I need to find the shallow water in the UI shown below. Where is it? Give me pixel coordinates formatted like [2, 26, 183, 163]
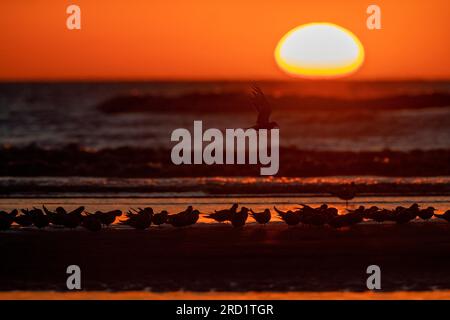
[1, 290, 449, 300]
[1, 195, 449, 225]
[3, 175, 450, 198]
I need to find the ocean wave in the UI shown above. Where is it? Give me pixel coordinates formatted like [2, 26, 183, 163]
[97, 92, 450, 114]
[1, 145, 450, 179]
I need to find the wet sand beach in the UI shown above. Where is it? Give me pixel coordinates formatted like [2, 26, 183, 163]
[2, 82, 450, 301]
[2, 290, 450, 300]
[1, 222, 450, 292]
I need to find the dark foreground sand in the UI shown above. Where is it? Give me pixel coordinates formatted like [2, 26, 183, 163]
[1, 222, 450, 292]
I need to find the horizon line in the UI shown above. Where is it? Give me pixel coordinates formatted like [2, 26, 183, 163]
[1, 78, 450, 84]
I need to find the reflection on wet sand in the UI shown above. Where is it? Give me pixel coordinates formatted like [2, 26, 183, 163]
[1, 290, 450, 300]
[1, 223, 450, 292]
[1, 195, 449, 225]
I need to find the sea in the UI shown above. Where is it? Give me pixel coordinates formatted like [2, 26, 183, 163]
[1, 81, 450, 299]
[1, 81, 450, 151]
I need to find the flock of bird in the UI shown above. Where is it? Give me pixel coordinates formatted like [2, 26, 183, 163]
[1, 203, 450, 232]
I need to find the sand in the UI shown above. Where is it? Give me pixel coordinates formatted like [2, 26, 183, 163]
[1, 222, 450, 292]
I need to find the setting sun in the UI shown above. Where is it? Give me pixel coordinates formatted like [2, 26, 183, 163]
[275, 23, 365, 78]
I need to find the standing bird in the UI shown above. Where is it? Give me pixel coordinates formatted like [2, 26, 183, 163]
[434, 210, 450, 222]
[152, 210, 169, 226]
[0, 209, 18, 230]
[330, 182, 356, 208]
[362, 206, 380, 220]
[393, 205, 418, 224]
[27, 208, 49, 229]
[344, 206, 365, 225]
[296, 204, 328, 226]
[249, 85, 279, 130]
[274, 207, 300, 226]
[92, 209, 122, 227]
[328, 215, 354, 229]
[187, 210, 200, 226]
[177, 206, 193, 216]
[166, 213, 187, 228]
[418, 206, 435, 220]
[43, 205, 66, 226]
[371, 208, 394, 223]
[205, 203, 238, 223]
[63, 206, 85, 229]
[231, 207, 249, 228]
[250, 208, 271, 225]
[120, 208, 153, 230]
[167, 208, 200, 227]
[81, 214, 102, 232]
[14, 210, 33, 227]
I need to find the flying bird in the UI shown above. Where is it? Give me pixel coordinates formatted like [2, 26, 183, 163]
[249, 85, 279, 130]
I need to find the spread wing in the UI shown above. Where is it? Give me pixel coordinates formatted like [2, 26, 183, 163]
[251, 85, 271, 125]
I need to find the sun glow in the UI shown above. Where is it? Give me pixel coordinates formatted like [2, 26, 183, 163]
[275, 23, 365, 78]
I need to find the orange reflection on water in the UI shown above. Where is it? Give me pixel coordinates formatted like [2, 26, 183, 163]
[1, 291, 450, 300]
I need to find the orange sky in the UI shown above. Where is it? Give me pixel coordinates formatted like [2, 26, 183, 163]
[0, 0, 449, 81]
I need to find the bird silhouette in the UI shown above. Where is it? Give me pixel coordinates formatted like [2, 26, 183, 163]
[370, 208, 393, 223]
[187, 209, 200, 225]
[3, 202, 449, 230]
[68, 206, 85, 216]
[328, 214, 353, 229]
[249, 85, 279, 130]
[14, 210, 33, 227]
[57, 206, 85, 229]
[166, 213, 188, 227]
[152, 210, 169, 226]
[43, 205, 66, 226]
[274, 207, 300, 226]
[434, 210, 450, 222]
[167, 207, 200, 227]
[177, 206, 193, 216]
[231, 207, 249, 227]
[392, 204, 419, 224]
[81, 214, 102, 232]
[205, 203, 238, 223]
[331, 182, 356, 207]
[0, 209, 18, 230]
[418, 206, 435, 220]
[120, 207, 153, 230]
[362, 206, 380, 220]
[344, 206, 365, 224]
[296, 204, 329, 226]
[250, 208, 271, 225]
[92, 209, 122, 227]
[26, 208, 49, 229]
[314, 204, 339, 222]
